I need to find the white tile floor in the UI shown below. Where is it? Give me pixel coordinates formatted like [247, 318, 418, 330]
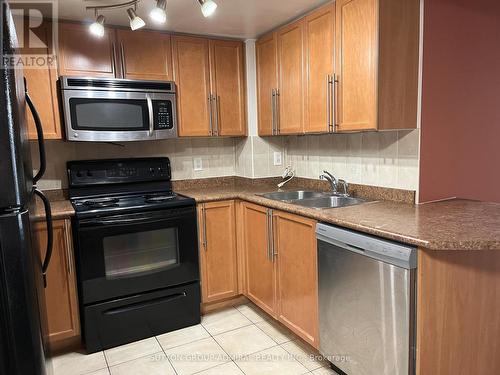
[52, 302, 339, 375]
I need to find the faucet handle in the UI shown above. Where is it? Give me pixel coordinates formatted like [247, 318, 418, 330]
[338, 179, 349, 197]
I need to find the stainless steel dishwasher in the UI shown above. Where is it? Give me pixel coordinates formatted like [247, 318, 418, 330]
[316, 223, 417, 375]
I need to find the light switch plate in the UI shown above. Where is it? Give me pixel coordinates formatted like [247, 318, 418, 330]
[273, 152, 283, 166]
[193, 158, 203, 171]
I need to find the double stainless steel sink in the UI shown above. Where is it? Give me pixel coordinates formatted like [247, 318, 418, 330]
[258, 190, 366, 209]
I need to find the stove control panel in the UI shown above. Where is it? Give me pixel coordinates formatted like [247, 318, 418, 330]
[68, 158, 171, 187]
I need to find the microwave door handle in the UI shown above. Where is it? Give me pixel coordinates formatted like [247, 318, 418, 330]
[146, 94, 154, 137]
[25, 79, 46, 184]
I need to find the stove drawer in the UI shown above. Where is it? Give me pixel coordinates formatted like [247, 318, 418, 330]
[83, 282, 201, 353]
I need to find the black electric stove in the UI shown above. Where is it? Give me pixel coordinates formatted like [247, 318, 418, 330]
[68, 158, 200, 353]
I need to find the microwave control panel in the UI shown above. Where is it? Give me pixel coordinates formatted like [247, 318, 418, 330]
[153, 100, 174, 130]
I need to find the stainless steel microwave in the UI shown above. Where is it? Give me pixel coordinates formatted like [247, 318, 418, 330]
[59, 77, 178, 142]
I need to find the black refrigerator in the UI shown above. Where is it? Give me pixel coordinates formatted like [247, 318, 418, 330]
[0, 3, 54, 375]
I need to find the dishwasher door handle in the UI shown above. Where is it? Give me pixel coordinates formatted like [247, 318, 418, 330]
[317, 234, 366, 256]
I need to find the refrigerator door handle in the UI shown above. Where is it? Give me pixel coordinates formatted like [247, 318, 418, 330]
[24, 78, 46, 184]
[34, 189, 53, 288]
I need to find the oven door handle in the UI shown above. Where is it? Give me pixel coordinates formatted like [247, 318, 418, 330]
[84, 216, 168, 226]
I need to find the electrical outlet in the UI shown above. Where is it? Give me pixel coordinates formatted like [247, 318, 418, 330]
[193, 158, 203, 171]
[273, 152, 283, 166]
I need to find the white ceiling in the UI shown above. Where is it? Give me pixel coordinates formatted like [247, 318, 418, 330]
[56, 0, 329, 39]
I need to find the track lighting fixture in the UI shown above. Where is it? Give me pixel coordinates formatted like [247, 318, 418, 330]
[127, 7, 146, 30]
[89, 14, 105, 38]
[198, 0, 217, 18]
[86, 0, 220, 37]
[150, 0, 167, 24]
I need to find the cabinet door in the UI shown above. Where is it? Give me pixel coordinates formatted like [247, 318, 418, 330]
[33, 220, 80, 344]
[305, 3, 335, 134]
[256, 32, 278, 136]
[58, 22, 117, 77]
[274, 211, 319, 348]
[198, 201, 238, 303]
[116, 29, 173, 81]
[24, 22, 62, 140]
[277, 19, 306, 134]
[172, 36, 212, 136]
[335, 0, 378, 131]
[209, 40, 247, 136]
[242, 203, 276, 317]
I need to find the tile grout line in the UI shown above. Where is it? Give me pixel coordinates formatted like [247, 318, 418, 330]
[101, 350, 111, 374]
[204, 306, 296, 374]
[154, 335, 179, 375]
[198, 312, 250, 374]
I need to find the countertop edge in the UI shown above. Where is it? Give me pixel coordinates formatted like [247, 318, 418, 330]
[179, 191, 500, 252]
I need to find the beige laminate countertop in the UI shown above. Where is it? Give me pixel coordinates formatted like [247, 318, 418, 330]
[177, 186, 500, 251]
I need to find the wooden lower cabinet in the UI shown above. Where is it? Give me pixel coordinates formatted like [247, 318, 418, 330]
[32, 219, 80, 347]
[274, 211, 319, 348]
[241, 202, 277, 317]
[241, 202, 319, 347]
[416, 249, 500, 375]
[198, 201, 238, 303]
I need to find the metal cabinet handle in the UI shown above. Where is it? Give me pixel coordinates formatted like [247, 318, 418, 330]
[327, 75, 335, 132]
[326, 75, 331, 132]
[213, 95, 220, 136]
[266, 210, 271, 260]
[120, 42, 126, 78]
[269, 209, 277, 261]
[111, 42, 117, 77]
[333, 74, 338, 128]
[208, 95, 213, 136]
[202, 205, 208, 251]
[275, 89, 280, 134]
[64, 221, 73, 275]
[271, 89, 276, 135]
[146, 94, 154, 136]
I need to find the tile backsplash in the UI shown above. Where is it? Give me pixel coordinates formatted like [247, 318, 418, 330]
[31, 138, 237, 190]
[242, 130, 420, 190]
[33, 130, 419, 192]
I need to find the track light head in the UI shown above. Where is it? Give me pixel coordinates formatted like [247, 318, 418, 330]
[150, 0, 167, 24]
[198, 0, 217, 18]
[89, 14, 105, 37]
[127, 7, 146, 30]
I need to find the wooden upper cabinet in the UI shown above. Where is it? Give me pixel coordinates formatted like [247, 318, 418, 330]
[256, 32, 278, 136]
[172, 36, 212, 136]
[33, 220, 80, 345]
[335, 0, 378, 131]
[277, 19, 306, 134]
[198, 201, 238, 303]
[58, 22, 117, 77]
[274, 212, 319, 348]
[23, 21, 62, 140]
[305, 3, 335, 134]
[242, 202, 277, 317]
[209, 40, 246, 136]
[335, 0, 419, 131]
[116, 29, 173, 81]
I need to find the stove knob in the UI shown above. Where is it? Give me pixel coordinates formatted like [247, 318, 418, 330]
[86, 171, 93, 177]
[149, 167, 155, 174]
[76, 171, 83, 178]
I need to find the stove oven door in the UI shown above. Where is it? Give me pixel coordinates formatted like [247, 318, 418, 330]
[73, 206, 199, 305]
